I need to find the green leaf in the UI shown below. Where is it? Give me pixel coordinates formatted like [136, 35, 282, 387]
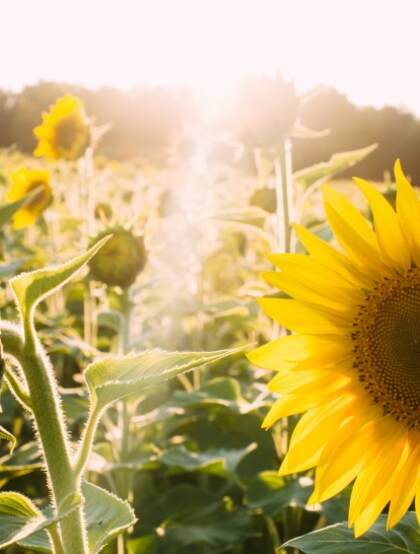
[171, 377, 267, 414]
[158, 443, 257, 478]
[294, 144, 378, 189]
[246, 471, 312, 517]
[19, 482, 136, 553]
[0, 491, 44, 548]
[0, 425, 16, 453]
[142, 484, 253, 548]
[284, 512, 420, 553]
[10, 236, 110, 323]
[0, 195, 33, 229]
[0, 490, 80, 550]
[83, 482, 136, 553]
[84, 347, 246, 411]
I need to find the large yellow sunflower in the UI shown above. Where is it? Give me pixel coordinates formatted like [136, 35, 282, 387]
[7, 167, 52, 229]
[33, 95, 91, 161]
[248, 160, 420, 537]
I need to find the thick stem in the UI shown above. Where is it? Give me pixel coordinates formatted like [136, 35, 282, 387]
[18, 322, 88, 554]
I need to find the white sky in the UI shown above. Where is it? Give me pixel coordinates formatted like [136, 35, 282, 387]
[2, 0, 420, 112]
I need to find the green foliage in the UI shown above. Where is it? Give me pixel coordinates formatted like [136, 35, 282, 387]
[294, 143, 378, 188]
[11, 236, 110, 323]
[18, 482, 136, 553]
[0, 490, 80, 549]
[284, 512, 420, 553]
[84, 348, 246, 411]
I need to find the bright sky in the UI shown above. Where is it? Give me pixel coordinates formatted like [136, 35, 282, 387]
[2, 0, 420, 112]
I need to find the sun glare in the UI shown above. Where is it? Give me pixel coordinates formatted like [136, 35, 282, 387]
[3, 0, 420, 113]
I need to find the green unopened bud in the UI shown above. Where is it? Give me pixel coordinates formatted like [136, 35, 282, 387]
[89, 228, 147, 288]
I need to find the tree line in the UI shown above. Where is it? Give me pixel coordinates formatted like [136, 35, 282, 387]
[0, 81, 419, 181]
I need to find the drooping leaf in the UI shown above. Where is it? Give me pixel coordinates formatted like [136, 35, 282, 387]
[84, 347, 246, 411]
[19, 482, 136, 553]
[284, 512, 420, 553]
[294, 144, 378, 189]
[10, 236, 110, 322]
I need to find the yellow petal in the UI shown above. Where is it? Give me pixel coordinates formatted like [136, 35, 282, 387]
[262, 270, 359, 313]
[322, 185, 386, 276]
[313, 415, 377, 503]
[395, 159, 420, 266]
[354, 177, 410, 272]
[247, 334, 352, 372]
[258, 298, 345, 334]
[387, 438, 420, 529]
[279, 396, 353, 474]
[292, 224, 367, 287]
[268, 369, 350, 395]
[269, 252, 361, 292]
[349, 421, 406, 527]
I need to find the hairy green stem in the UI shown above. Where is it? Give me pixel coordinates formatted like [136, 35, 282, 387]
[47, 522, 66, 554]
[2, 322, 88, 553]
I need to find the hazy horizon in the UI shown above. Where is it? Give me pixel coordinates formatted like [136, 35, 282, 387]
[3, 0, 420, 114]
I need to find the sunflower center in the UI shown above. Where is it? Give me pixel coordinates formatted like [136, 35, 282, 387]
[352, 269, 420, 429]
[54, 116, 82, 150]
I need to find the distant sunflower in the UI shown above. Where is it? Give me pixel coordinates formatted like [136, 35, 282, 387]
[7, 168, 52, 228]
[33, 95, 90, 161]
[248, 160, 420, 537]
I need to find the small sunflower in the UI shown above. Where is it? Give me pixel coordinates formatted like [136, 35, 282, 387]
[33, 95, 91, 161]
[248, 160, 420, 536]
[7, 168, 52, 229]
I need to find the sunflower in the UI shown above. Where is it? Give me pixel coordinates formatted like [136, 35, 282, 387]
[88, 228, 147, 288]
[248, 160, 420, 537]
[7, 167, 52, 229]
[33, 95, 91, 161]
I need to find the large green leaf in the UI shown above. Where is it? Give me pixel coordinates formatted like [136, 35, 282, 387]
[84, 347, 245, 411]
[134, 484, 253, 549]
[294, 144, 378, 189]
[10, 236, 110, 322]
[0, 490, 80, 550]
[0, 491, 46, 548]
[19, 482, 136, 553]
[284, 512, 420, 553]
[158, 443, 256, 479]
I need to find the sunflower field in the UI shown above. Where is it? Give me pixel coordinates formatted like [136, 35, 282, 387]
[0, 78, 419, 554]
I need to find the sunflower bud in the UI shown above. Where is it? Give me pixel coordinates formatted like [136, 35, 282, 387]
[89, 228, 147, 288]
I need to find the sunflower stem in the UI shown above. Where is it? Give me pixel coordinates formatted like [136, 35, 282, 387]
[117, 287, 134, 554]
[17, 319, 88, 553]
[274, 139, 293, 254]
